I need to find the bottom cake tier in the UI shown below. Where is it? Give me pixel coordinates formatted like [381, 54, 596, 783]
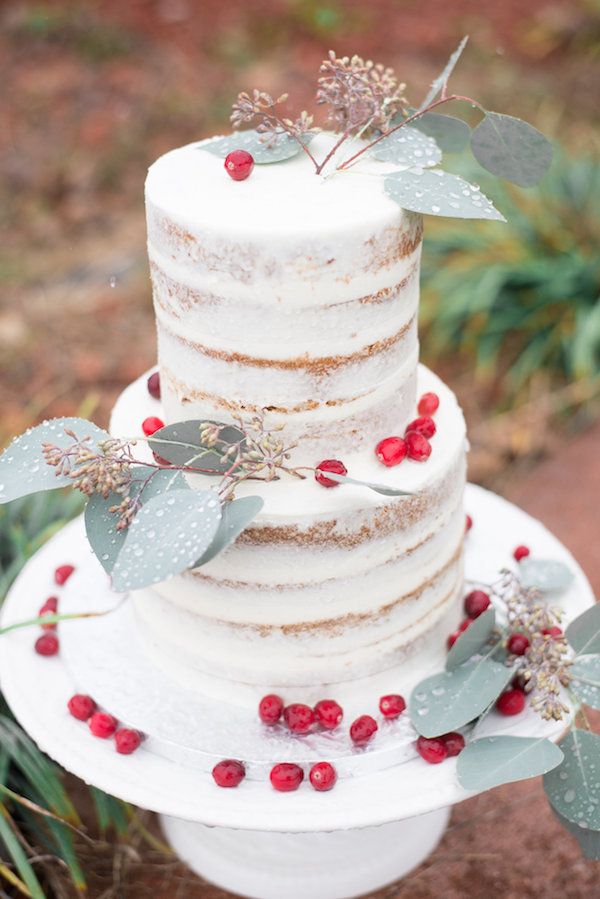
[110, 365, 467, 707]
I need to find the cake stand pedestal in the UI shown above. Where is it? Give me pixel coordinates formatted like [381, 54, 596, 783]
[0, 485, 594, 899]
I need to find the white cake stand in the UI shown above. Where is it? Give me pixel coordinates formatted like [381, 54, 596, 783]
[0, 485, 594, 899]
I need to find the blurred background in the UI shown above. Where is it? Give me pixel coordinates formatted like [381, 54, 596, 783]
[1, 1, 600, 897]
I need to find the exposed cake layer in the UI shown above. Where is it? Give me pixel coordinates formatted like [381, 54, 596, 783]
[145, 134, 423, 463]
[110, 366, 467, 707]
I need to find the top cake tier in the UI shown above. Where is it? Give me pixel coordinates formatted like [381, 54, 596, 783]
[145, 133, 423, 465]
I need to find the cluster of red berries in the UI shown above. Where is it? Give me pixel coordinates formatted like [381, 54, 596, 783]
[375, 392, 439, 469]
[446, 588, 491, 650]
[34, 565, 75, 657]
[416, 731, 465, 764]
[67, 693, 142, 755]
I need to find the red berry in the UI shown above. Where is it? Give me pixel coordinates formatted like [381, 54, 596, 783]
[54, 565, 74, 586]
[115, 728, 142, 755]
[270, 763, 304, 792]
[464, 590, 491, 619]
[441, 732, 465, 757]
[34, 633, 59, 656]
[458, 618, 471, 632]
[416, 735, 447, 764]
[309, 762, 337, 792]
[283, 703, 315, 734]
[507, 633, 530, 656]
[89, 712, 118, 738]
[379, 694, 406, 719]
[147, 370, 161, 399]
[142, 416, 164, 437]
[39, 596, 58, 629]
[418, 392, 440, 416]
[314, 699, 343, 730]
[465, 514, 473, 532]
[224, 149, 254, 181]
[405, 431, 431, 462]
[350, 715, 378, 746]
[258, 694, 284, 725]
[496, 688, 526, 716]
[447, 630, 461, 649]
[542, 626, 563, 639]
[375, 436, 407, 467]
[67, 694, 96, 721]
[212, 759, 245, 787]
[315, 459, 347, 488]
[513, 545, 530, 562]
[405, 416, 436, 439]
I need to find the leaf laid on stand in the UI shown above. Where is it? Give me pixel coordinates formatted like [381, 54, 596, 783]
[194, 495, 264, 567]
[371, 126, 441, 168]
[552, 808, 600, 861]
[518, 558, 574, 594]
[111, 489, 222, 591]
[457, 736, 563, 791]
[412, 112, 471, 152]
[0, 418, 109, 504]
[321, 471, 412, 497]
[544, 729, 600, 830]
[384, 170, 505, 221]
[471, 112, 553, 187]
[148, 420, 245, 472]
[418, 36, 469, 110]
[568, 655, 600, 709]
[566, 604, 600, 656]
[203, 130, 315, 164]
[446, 608, 496, 670]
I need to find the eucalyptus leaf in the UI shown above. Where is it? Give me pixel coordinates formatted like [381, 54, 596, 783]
[193, 495, 264, 567]
[446, 608, 496, 670]
[384, 170, 505, 221]
[566, 604, 600, 656]
[418, 36, 469, 111]
[519, 558, 574, 594]
[412, 112, 471, 152]
[371, 125, 441, 168]
[471, 112, 553, 188]
[148, 420, 245, 472]
[84, 466, 189, 574]
[569, 655, 600, 710]
[0, 418, 110, 504]
[322, 471, 412, 497]
[203, 130, 315, 164]
[457, 736, 563, 791]
[409, 655, 513, 738]
[111, 489, 222, 591]
[552, 808, 600, 861]
[544, 729, 600, 830]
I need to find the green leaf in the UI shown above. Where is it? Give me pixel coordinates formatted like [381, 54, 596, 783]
[552, 807, 600, 860]
[0, 807, 45, 899]
[84, 465, 188, 574]
[566, 604, 600, 656]
[90, 787, 130, 835]
[0, 418, 110, 504]
[544, 729, 600, 830]
[457, 736, 563, 791]
[203, 130, 315, 164]
[111, 489, 222, 591]
[569, 655, 600, 709]
[471, 112, 553, 188]
[371, 126, 441, 168]
[148, 420, 245, 472]
[518, 558, 574, 593]
[413, 112, 471, 152]
[409, 655, 513, 738]
[384, 170, 505, 221]
[446, 608, 496, 670]
[194, 495, 263, 567]
[320, 471, 413, 497]
[419, 36, 469, 110]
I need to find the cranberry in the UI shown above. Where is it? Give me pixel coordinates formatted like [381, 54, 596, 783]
[416, 736, 447, 764]
[224, 149, 254, 181]
[309, 762, 337, 792]
[417, 392, 440, 416]
[283, 703, 315, 734]
[115, 729, 142, 755]
[350, 715, 378, 746]
[405, 416, 436, 439]
[270, 763, 304, 792]
[379, 694, 406, 719]
[34, 633, 59, 656]
[212, 759, 245, 788]
[315, 459, 347, 488]
[464, 590, 491, 619]
[39, 596, 58, 629]
[507, 633, 530, 656]
[458, 618, 471, 632]
[54, 565, 74, 586]
[496, 688, 526, 716]
[447, 630, 461, 649]
[147, 371, 161, 399]
[258, 694, 284, 726]
[441, 732, 465, 757]
[375, 436, 407, 467]
[465, 514, 473, 532]
[142, 416, 164, 437]
[67, 694, 96, 721]
[314, 699, 343, 730]
[405, 431, 431, 462]
[542, 626, 563, 639]
[513, 545, 530, 562]
[89, 712, 118, 738]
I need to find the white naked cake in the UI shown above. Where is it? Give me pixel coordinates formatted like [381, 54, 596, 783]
[110, 132, 468, 705]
